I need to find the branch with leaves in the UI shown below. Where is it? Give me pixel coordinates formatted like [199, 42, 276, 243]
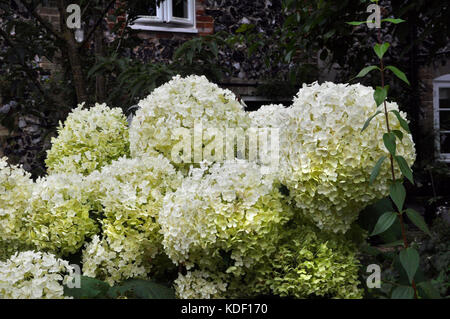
[348, 0, 437, 300]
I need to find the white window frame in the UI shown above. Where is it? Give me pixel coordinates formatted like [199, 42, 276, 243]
[433, 74, 450, 162]
[130, 0, 197, 33]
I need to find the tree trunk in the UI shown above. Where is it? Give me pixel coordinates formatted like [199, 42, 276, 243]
[57, 0, 88, 104]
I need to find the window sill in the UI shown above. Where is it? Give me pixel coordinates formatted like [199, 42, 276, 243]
[129, 23, 198, 34]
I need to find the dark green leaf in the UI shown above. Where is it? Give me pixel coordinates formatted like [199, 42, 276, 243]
[390, 181, 406, 212]
[107, 279, 175, 299]
[362, 111, 382, 132]
[395, 155, 414, 184]
[417, 281, 441, 299]
[386, 66, 410, 85]
[371, 211, 397, 236]
[392, 286, 414, 299]
[405, 208, 431, 236]
[353, 65, 380, 79]
[374, 86, 388, 107]
[370, 155, 387, 184]
[399, 247, 420, 284]
[374, 42, 390, 59]
[390, 110, 411, 133]
[383, 132, 396, 156]
[392, 130, 403, 141]
[64, 276, 110, 299]
[380, 239, 404, 248]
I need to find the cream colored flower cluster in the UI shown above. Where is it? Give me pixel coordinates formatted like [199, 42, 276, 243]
[0, 158, 33, 242]
[0, 251, 74, 299]
[0, 158, 34, 260]
[174, 270, 227, 299]
[46, 103, 130, 176]
[159, 160, 291, 274]
[251, 82, 416, 233]
[129, 75, 250, 172]
[82, 156, 182, 285]
[26, 173, 98, 256]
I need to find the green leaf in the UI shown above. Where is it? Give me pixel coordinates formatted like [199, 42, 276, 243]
[374, 86, 388, 107]
[370, 155, 387, 184]
[392, 129, 404, 141]
[374, 42, 390, 59]
[417, 281, 441, 299]
[386, 66, 410, 85]
[392, 286, 415, 299]
[382, 18, 406, 24]
[346, 21, 367, 26]
[380, 239, 404, 248]
[395, 155, 414, 184]
[383, 132, 396, 156]
[371, 211, 397, 236]
[362, 111, 382, 132]
[399, 247, 420, 284]
[390, 181, 406, 212]
[64, 276, 110, 299]
[285, 50, 294, 63]
[353, 65, 380, 79]
[235, 23, 254, 33]
[405, 208, 431, 236]
[390, 110, 411, 133]
[107, 279, 175, 299]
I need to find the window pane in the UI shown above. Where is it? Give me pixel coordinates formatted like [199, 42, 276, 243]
[439, 88, 450, 108]
[441, 133, 450, 154]
[440, 110, 450, 131]
[173, 0, 188, 19]
[147, 1, 157, 16]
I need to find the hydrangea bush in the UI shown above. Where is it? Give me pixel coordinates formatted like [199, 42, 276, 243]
[45, 103, 130, 176]
[0, 251, 75, 299]
[0, 76, 417, 299]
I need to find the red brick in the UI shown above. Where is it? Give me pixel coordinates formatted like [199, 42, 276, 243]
[197, 16, 214, 23]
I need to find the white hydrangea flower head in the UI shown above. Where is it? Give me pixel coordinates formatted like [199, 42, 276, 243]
[248, 104, 290, 129]
[159, 160, 291, 273]
[46, 103, 130, 176]
[174, 270, 227, 299]
[0, 157, 33, 242]
[82, 155, 182, 284]
[26, 173, 98, 255]
[81, 235, 148, 286]
[129, 75, 250, 172]
[256, 82, 416, 233]
[0, 251, 75, 299]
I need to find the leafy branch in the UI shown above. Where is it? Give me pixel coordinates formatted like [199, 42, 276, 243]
[349, 0, 437, 299]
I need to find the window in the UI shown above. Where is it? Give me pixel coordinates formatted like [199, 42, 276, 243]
[130, 0, 197, 33]
[433, 74, 450, 162]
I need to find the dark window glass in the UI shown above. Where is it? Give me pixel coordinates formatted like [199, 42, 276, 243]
[147, 1, 157, 16]
[440, 110, 450, 131]
[441, 133, 450, 153]
[173, 0, 188, 19]
[439, 88, 450, 108]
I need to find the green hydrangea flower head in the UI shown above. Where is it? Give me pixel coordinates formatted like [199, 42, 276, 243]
[46, 103, 130, 176]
